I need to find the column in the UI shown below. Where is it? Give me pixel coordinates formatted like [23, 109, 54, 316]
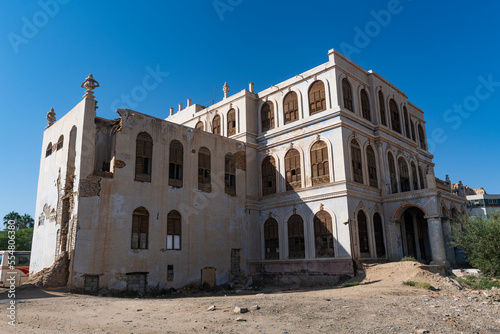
[441, 218, 457, 267]
[426, 216, 449, 267]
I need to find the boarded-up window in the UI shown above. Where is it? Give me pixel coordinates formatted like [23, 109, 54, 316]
[227, 109, 236, 136]
[131, 207, 149, 249]
[351, 140, 363, 184]
[366, 145, 378, 188]
[373, 213, 386, 258]
[261, 102, 275, 131]
[411, 162, 418, 190]
[135, 132, 153, 182]
[311, 141, 330, 186]
[314, 211, 334, 258]
[410, 120, 416, 141]
[212, 115, 221, 135]
[126, 273, 147, 293]
[342, 78, 353, 112]
[288, 214, 305, 259]
[225, 153, 236, 196]
[262, 156, 277, 196]
[167, 265, 174, 281]
[283, 91, 299, 124]
[357, 211, 369, 255]
[198, 147, 211, 192]
[84, 275, 99, 295]
[419, 166, 425, 189]
[398, 157, 410, 192]
[168, 140, 183, 188]
[418, 124, 426, 150]
[264, 218, 279, 260]
[388, 152, 398, 194]
[378, 90, 387, 126]
[56, 135, 64, 151]
[361, 89, 371, 121]
[46, 142, 53, 157]
[309, 80, 326, 115]
[403, 107, 410, 138]
[167, 210, 181, 250]
[389, 99, 401, 134]
[195, 121, 204, 131]
[285, 149, 301, 191]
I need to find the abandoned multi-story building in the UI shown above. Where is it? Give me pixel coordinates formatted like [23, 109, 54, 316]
[31, 49, 467, 293]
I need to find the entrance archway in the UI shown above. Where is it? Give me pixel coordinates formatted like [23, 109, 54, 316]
[398, 207, 432, 263]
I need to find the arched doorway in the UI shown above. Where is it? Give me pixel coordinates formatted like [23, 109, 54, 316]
[399, 207, 432, 263]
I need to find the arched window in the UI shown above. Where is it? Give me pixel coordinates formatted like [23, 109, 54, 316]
[342, 78, 353, 112]
[135, 132, 153, 182]
[198, 147, 211, 192]
[378, 90, 387, 126]
[261, 102, 275, 131]
[212, 115, 221, 135]
[373, 213, 386, 258]
[419, 166, 425, 189]
[309, 80, 326, 115]
[283, 91, 299, 124]
[262, 156, 277, 195]
[56, 135, 64, 151]
[411, 162, 418, 190]
[314, 211, 334, 258]
[311, 141, 330, 185]
[366, 145, 378, 188]
[357, 211, 369, 256]
[389, 99, 401, 134]
[403, 107, 410, 138]
[351, 140, 363, 184]
[167, 210, 181, 250]
[418, 124, 426, 149]
[360, 89, 371, 121]
[227, 109, 236, 136]
[46, 142, 53, 157]
[287, 214, 305, 259]
[410, 120, 416, 141]
[388, 152, 398, 194]
[398, 157, 410, 192]
[225, 153, 236, 195]
[195, 121, 204, 131]
[285, 149, 301, 191]
[168, 140, 183, 188]
[264, 218, 279, 260]
[132, 207, 149, 249]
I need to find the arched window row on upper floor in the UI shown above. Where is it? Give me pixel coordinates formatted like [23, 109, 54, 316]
[418, 124, 427, 150]
[45, 135, 65, 158]
[195, 121, 204, 131]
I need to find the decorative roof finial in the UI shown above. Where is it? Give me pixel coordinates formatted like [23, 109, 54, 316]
[223, 82, 229, 99]
[81, 73, 100, 99]
[46, 107, 56, 129]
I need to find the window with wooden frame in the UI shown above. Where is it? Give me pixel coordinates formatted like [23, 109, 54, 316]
[373, 213, 386, 258]
[378, 90, 387, 126]
[262, 156, 277, 196]
[342, 78, 353, 112]
[357, 211, 369, 255]
[388, 152, 398, 194]
[46, 142, 53, 157]
[261, 102, 275, 132]
[366, 145, 378, 188]
[212, 115, 221, 135]
[419, 166, 425, 189]
[195, 121, 204, 131]
[287, 214, 305, 259]
[198, 147, 211, 192]
[285, 149, 301, 191]
[264, 218, 279, 260]
[398, 157, 410, 192]
[351, 140, 363, 184]
[167, 210, 181, 250]
[283, 91, 299, 124]
[309, 80, 326, 115]
[168, 140, 183, 188]
[410, 120, 416, 141]
[227, 109, 236, 136]
[310, 141, 330, 186]
[56, 135, 64, 151]
[135, 132, 153, 182]
[411, 162, 418, 190]
[389, 99, 401, 134]
[225, 153, 236, 196]
[314, 210, 334, 258]
[403, 107, 410, 138]
[418, 124, 426, 150]
[360, 89, 371, 121]
[131, 207, 149, 249]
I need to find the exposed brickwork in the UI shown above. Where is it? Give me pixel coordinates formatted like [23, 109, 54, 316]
[234, 151, 246, 171]
[79, 175, 102, 197]
[114, 160, 126, 168]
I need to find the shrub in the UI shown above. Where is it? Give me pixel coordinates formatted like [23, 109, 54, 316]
[341, 282, 360, 288]
[451, 213, 500, 277]
[402, 280, 432, 290]
[454, 275, 500, 290]
[401, 256, 417, 262]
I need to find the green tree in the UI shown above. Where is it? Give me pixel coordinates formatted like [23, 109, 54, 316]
[3, 211, 21, 228]
[451, 213, 500, 277]
[18, 214, 34, 229]
[0, 228, 33, 251]
[3, 211, 34, 229]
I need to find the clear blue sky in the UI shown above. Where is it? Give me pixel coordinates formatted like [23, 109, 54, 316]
[1, 1, 499, 219]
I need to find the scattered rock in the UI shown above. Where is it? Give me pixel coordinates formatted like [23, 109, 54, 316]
[235, 317, 246, 322]
[416, 329, 430, 334]
[136, 309, 142, 312]
[207, 305, 216, 311]
[234, 306, 248, 314]
[250, 305, 260, 311]
[482, 291, 492, 298]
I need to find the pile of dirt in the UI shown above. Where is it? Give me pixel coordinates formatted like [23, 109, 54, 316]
[27, 252, 69, 288]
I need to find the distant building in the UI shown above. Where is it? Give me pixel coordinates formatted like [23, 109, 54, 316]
[31, 50, 466, 293]
[466, 193, 500, 218]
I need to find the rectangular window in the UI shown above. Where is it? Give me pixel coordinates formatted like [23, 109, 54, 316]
[167, 265, 174, 281]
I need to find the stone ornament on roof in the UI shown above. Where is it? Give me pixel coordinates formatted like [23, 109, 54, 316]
[223, 82, 229, 99]
[81, 73, 100, 99]
[46, 107, 56, 129]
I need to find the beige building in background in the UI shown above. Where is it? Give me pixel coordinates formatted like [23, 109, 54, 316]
[31, 49, 467, 293]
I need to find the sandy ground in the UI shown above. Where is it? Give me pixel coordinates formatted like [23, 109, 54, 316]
[1, 262, 500, 334]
